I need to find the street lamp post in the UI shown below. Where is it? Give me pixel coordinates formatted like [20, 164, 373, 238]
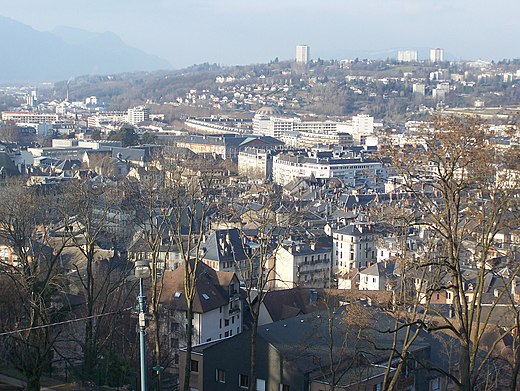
[135, 260, 151, 391]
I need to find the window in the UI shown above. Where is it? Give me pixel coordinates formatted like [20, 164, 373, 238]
[216, 369, 225, 383]
[373, 384, 382, 391]
[239, 374, 249, 388]
[256, 378, 266, 391]
[430, 377, 440, 390]
[280, 384, 290, 391]
[225, 331, 229, 337]
[170, 338, 178, 348]
[190, 359, 199, 373]
[225, 319, 230, 327]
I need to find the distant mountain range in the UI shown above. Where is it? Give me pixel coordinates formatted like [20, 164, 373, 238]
[0, 16, 171, 82]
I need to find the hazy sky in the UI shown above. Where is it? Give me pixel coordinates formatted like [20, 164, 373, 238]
[1, 0, 519, 68]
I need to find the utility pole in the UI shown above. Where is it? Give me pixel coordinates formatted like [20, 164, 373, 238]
[135, 260, 151, 391]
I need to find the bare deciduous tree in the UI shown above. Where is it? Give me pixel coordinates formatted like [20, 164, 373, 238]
[382, 115, 520, 389]
[0, 180, 69, 390]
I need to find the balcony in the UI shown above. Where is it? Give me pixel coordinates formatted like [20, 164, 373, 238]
[229, 291, 240, 302]
[229, 305, 241, 315]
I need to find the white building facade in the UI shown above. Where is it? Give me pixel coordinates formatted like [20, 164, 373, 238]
[273, 243, 332, 289]
[127, 106, 150, 125]
[272, 153, 385, 188]
[430, 48, 444, 62]
[296, 45, 310, 64]
[325, 223, 379, 274]
[238, 148, 273, 180]
[397, 50, 418, 62]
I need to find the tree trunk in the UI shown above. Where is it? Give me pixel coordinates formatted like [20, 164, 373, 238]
[458, 339, 472, 391]
[26, 373, 41, 391]
[182, 304, 193, 391]
[249, 314, 258, 391]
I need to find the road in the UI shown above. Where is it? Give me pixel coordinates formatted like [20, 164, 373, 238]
[0, 374, 55, 390]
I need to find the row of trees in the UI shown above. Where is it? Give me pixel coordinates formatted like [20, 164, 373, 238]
[0, 179, 140, 390]
[0, 152, 255, 390]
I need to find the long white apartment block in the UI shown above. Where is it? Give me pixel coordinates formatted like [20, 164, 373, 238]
[397, 50, 418, 62]
[272, 151, 385, 187]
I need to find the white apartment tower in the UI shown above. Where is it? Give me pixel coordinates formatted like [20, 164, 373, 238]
[430, 48, 444, 63]
[127, 106, 150, 125]
[397, 50, 418, 62]
[296, 45, 310, 64]
[352, 114, 374, 135]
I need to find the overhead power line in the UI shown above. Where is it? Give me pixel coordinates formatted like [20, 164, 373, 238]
[0, 307, 134, 337]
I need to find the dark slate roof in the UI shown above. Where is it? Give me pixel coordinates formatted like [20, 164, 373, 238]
[112, 145, 163, 163]
[257, 306, 429, 373]
[202, 228, 248, 264]
[340, 193, 391, 210]
[56, 159, 82, 171]
[333, 222, 395, 237]
[262, 287, 329, 322]
[112, 147, 146, 162]
[361, 261, 395, 277]
[179, 134, 284, 149]
[240, 136, 284, 147]
[334, 224, 362, 236]
[178, 134, 243, 147]
[0, 152, 19, 176]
